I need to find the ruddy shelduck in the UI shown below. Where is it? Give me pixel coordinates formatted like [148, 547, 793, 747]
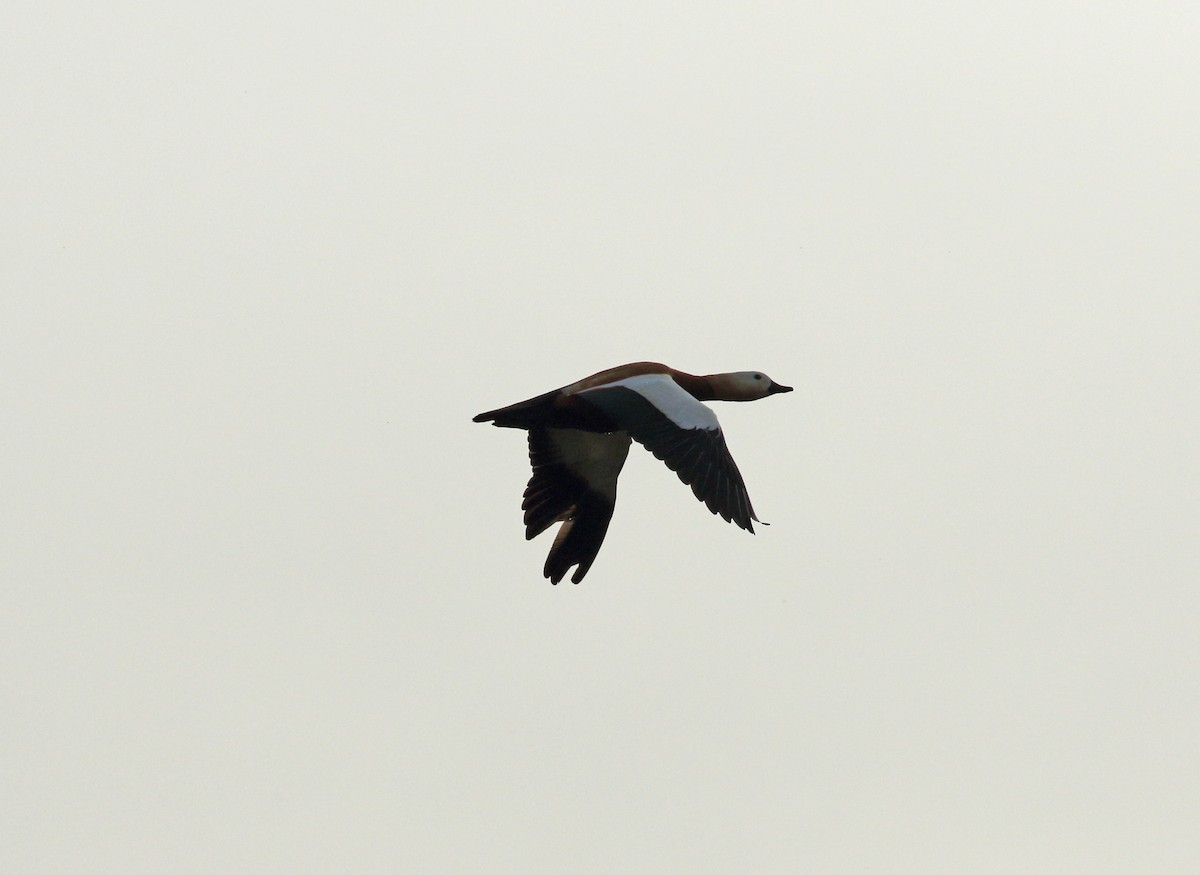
[474, 362, 793, 583]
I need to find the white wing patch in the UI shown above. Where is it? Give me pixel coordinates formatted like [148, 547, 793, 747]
[584, 373, 720, 431]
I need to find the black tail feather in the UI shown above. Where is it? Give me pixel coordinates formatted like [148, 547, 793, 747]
[472, 390, 558, 429]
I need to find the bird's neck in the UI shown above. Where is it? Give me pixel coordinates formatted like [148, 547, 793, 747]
[672, 372, 717, 401]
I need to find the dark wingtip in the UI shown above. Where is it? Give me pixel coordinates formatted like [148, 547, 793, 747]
[472, 412, 491, 423]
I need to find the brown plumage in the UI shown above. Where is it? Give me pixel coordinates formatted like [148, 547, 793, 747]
[474, 362, 793, 584]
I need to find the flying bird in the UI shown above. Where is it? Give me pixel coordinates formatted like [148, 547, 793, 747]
[473, 361, 793, 584]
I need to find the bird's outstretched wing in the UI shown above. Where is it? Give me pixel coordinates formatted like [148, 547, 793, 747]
[577, 374, 759, 532]
[522, 427, 631, 584]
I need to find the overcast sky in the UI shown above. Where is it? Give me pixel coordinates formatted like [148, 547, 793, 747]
[3, 2, 1198, 872]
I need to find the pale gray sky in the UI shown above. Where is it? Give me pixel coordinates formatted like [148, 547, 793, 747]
[3, 2, 1198, 872]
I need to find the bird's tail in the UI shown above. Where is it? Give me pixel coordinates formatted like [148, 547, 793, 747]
[472, 390, 558, 429]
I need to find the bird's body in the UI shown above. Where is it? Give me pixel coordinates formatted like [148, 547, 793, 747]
[474, 362, 792, 584]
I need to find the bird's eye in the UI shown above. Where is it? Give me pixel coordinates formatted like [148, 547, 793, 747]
[754, 374, 763, 380]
